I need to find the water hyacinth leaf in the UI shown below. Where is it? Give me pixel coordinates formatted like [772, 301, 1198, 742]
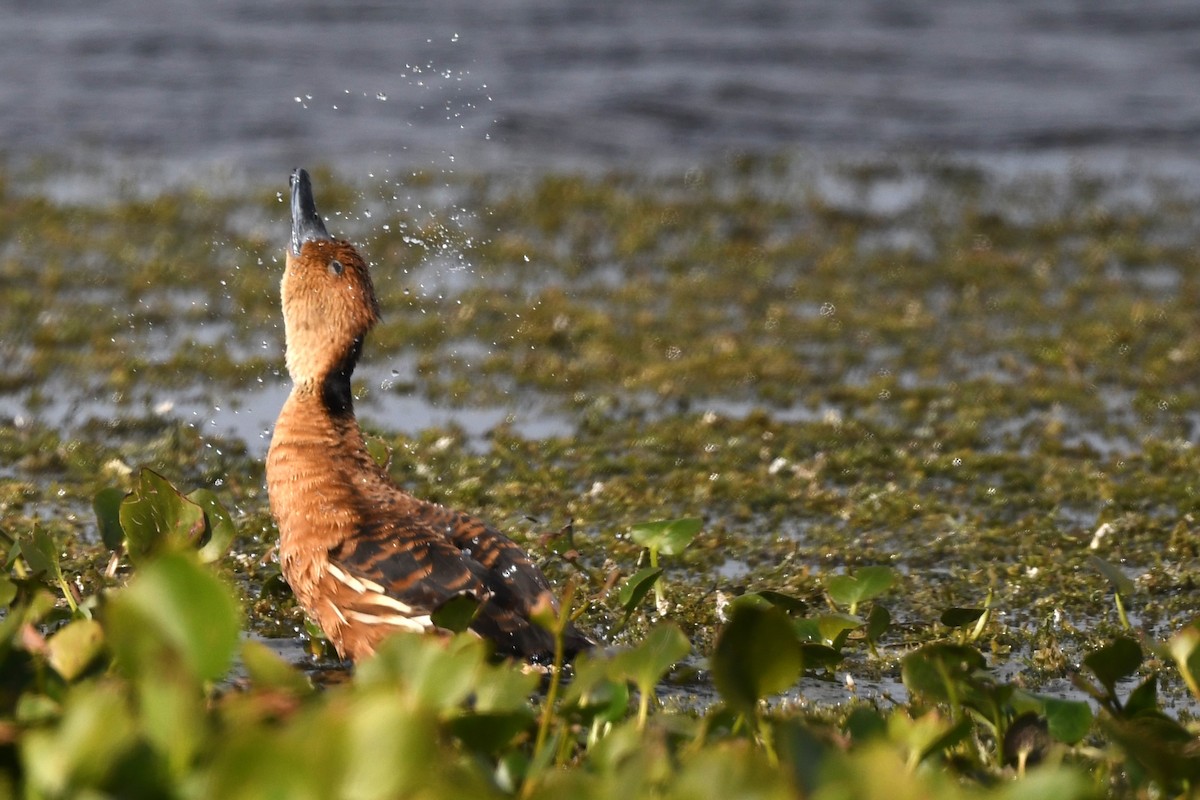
[825, 566, 896, 610]
[137, 666, 206, 778]
[16, 527, 80, 615]
[17, 526, 59, 577]
[901, 643, 987, 703]
[629, 517, 702, 557]
[754, 590, 808, 614]
[865, 603, 891, 643]
[1099, 713, 1200, 791]
[798, 643, 843, 670]
[119, 469, 208, 562]
[1166, 621, 1200, 701]
[617, 566, 663, 612]
[20, 683, 138, 797]
[816, 613, 864, 649]
[843, 706, 889, 743]
[940, 607, 986, 629]
[92, 487, 126, 551]
[0, 573, 16, 607]
[611, 622, 690, 697]
[1089, 554, 1136, 596]
[888, 710, 974, 767]
[1043, 697, 1094, 744]
[106, 552, 240, 681]
[711, 603, 803, 712]
[1125, 673, 1159, 717]
[450, 710, 536, 755]
[562, 650, 630, 723]
[356, 632, 486, 712]
[240, 640, 313, 695]
[470, 661, 541, 713]
[1083, 636, 1142, 694]
[794, 617, 822, 643]
[341, 692, 445, 800]
[187, 488, 237, 563]
[45, 619, 104, 682]
[430, 594, 481, 634]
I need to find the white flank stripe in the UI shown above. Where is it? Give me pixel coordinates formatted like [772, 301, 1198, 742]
[326, 563, 367, 594]
[344, 609, 433, 632]
[358, 592, 416, 615]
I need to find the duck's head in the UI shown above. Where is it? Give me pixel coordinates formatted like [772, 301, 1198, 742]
[282, 169, 381, 385]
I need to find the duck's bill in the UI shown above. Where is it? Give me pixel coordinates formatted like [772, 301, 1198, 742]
[290, 168, 333, 255]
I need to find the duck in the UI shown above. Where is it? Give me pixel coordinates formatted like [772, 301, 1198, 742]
[266, 168, 593, 664]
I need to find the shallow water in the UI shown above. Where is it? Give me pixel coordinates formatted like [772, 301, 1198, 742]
[5, 0, 1200, 178]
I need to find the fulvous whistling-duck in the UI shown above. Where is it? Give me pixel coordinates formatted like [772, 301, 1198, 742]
[266, 168, 593, 663]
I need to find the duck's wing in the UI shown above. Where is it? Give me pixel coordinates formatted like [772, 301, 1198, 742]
[327, 504, 583, 661]
[431, 504, 596, 660]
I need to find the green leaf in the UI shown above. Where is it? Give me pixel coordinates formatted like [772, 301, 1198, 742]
[825, 566, 896, 608]
[611, 622, 691, 697]
[20, 683, 137, 796]
[0, 573, 16, 607]
[751, 590, 808, 614]
[187, 488, 238, 563]
[240, 640, 313, 695]
[1083, 636, 1142, 694]
[92, 487, 127, 551]
[1043, 697, 1094, 744]
[798, 643, 843, 670]
[901, 643, 987, 704]
[1125, 673, 1159, 717]
[430, 594, 481, 633]
[711, 603, 803, 712]
[616, 566, 663, 612]
[45, 619, 105, 681]
[18, 526, 59, 577]
[1167, 620, 1200, 701]
[356, 633, 486, 712]
[105, 551, 241, 681]
[119, 469, 208, 562]
[629, 517, 702, 557]
[1089, 554, 1136, 596]
[940, 607, 986, 628]
[865, 603, 891, 644]
[449, 710, 535, 755]
[815, 612, 864, 648]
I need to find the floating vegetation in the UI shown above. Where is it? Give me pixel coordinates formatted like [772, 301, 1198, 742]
[2, 155, 1200, 795]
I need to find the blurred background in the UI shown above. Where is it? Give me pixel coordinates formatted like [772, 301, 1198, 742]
[6, 0, 1200, 179]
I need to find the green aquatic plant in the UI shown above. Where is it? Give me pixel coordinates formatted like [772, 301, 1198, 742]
[615, 516, 702, 628]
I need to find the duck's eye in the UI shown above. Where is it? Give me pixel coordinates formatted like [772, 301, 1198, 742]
[328, 259, 344, 276]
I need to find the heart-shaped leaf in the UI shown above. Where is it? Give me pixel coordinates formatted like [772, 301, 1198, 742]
[92, 487, 127, 551]
[617, 566, 663, 613]
[1043, 697, 1094, 744]
[612, 622, 690, 698]
[711, 603, 803, 712]
[119, 469, 208, 562]
[1083, 637, 1142, 694]
[901, 643, 987, 704]
[187, 488, 237, 563]
[629, 517, 702, 557]
[825, 566, 895, 610]
[940, 607, 986, 629]
[1089, 555, 1136, 596]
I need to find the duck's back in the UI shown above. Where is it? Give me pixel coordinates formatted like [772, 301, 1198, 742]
[268, 391, 590, 662]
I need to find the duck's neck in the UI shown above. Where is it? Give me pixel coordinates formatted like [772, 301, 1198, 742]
[267, 359, 390, 554]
